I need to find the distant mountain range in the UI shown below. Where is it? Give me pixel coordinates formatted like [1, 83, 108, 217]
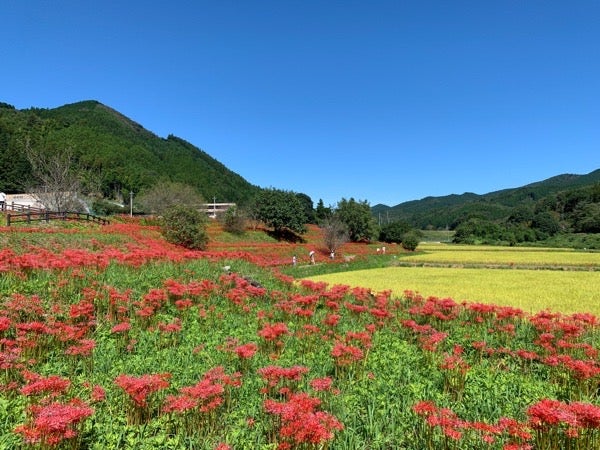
[372, 169, 600, 229]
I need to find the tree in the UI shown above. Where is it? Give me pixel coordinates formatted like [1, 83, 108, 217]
[336, 198, 378, 242]
[321, 215, 349, 255]
[532, 211, 561, 238]
[315, 199, 333, 223]
[295, 193, 316, 224]
[222, 205, 246, 234]
[252, 188, 307, 237]
[25, 145, 84, 212]
[161, 205, 208, 250]
[379, 220, 412, 243]
[136, 181, 204, 215]
[401, 230, 420, 251]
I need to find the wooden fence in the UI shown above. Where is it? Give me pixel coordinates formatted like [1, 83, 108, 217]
[3, 205, 110, 226]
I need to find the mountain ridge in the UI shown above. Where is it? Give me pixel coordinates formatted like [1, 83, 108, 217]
[372, 169, 600, 229]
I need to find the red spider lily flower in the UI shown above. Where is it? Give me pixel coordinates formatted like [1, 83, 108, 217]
[65, 339, 96, 357]
[345, 331, 372, 348]
[413, 400, 437, 417]
[527, 398, 578, 428]
[68, 300, 95, 322]
[419, 331, 448, 352]
[258, 365, 310, 387]
[235, 342, 258, 359]
[322, 314, 341, 327]
[20, 374, 71, 397]
[111, 322, 131, 333]
[264, 392, 343, 445]
[91, 385, 106, 403]
[14, 398, 93, 446]
[258, 322, 289, 341]
[174, 298, 194, 310]
[158, 318, 182, 333]
[114, 373, 171, 407]
[309, 377, 333, 392]
[330, 342, 364, 366]
[163, 278, 187, 297]
[163, 366, 237, 415]
[214, 443, 231, 450]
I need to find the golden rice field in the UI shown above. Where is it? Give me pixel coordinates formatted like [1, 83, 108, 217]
[400, 243, 600, 268]
[309, 244, 600, 316]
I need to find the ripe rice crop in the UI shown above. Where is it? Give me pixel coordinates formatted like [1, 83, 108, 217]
[402, 243, 600, 269]
[308, 266, 600, 316]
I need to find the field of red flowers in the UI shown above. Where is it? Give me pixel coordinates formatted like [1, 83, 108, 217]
[1, 218, 600, 449]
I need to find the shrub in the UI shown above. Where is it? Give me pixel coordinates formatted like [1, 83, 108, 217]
[222, 205, 246, 235]
[161, 205, 208, 249]
[401, 230, 420, 251]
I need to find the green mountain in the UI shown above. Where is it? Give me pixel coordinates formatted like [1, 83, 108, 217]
[0, 100, 259, 204]
[373, 169, 600, 230]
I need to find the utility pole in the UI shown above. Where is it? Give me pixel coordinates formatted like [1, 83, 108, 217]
[130, 191, 133, 217]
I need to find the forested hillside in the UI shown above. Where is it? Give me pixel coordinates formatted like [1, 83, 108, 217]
[0, 100, 259, 204]
[373, 170, 600, 247]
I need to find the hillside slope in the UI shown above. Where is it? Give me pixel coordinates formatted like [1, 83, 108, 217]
[373, 169, 600, 229]
[0, 100, 259, 204]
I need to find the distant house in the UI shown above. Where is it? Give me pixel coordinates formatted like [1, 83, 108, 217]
[5, 193, 46, 210]
[200, 202, 236, 218]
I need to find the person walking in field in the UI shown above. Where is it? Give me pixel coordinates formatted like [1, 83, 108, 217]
[309, 250, 316, 265]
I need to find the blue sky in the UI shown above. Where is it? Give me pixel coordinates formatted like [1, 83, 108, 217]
[2, 1, 599, 207]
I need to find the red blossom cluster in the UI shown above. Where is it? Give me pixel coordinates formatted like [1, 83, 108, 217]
[264, 392, 344, 447]
[258, 365, 310, 391]
[258, 322, 290, 342]
[163, 366, 239, 415]
[14, 398, 94, 446]
[114, 373, 171, 407]
[413, 400, 532, 447]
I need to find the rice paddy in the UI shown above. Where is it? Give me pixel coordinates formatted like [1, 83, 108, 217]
[308, 244, 600, 316]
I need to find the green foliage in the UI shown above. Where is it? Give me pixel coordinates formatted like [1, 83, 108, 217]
[373, 171, 600, 244]
[91, 198, 126, 216]
[315, 198, 333, 223]
[251, 188, 307, 237]
[0, 100, 260, 204]
[401, 230, 421, 251]
[379, 220, 412, 243]
[336, 198, 378, 242]
[222, 205, 246, 234]
[295, 192, 316, 224]
[531, 211, 561, 238]
[161, 205, 208, 249]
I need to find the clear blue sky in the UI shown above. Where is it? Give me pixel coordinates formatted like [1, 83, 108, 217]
[2, 1, 599, 207]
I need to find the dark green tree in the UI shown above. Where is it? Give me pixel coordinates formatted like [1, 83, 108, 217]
[401, 230, 421, 251]
[532, 211, 561, 238]
[315, 198, 333, 223]
[295, 193, 316, 224]
[336, 198, 378, 242]
[252, 188, 307, 237]
[571, 202, 600, 233]
[379, 220, 412, 243]
[453, 218, 502, 244]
